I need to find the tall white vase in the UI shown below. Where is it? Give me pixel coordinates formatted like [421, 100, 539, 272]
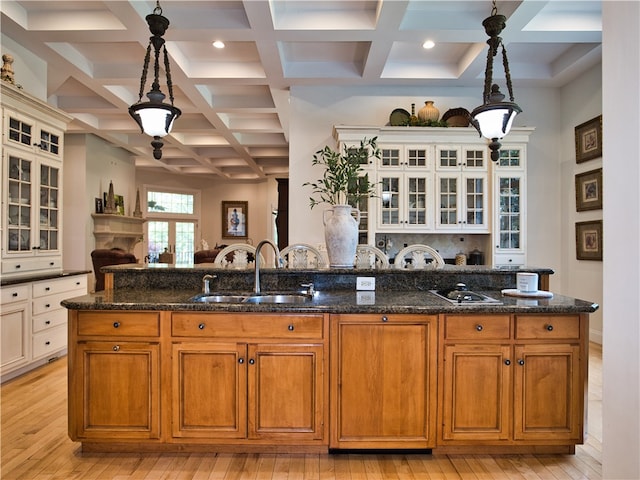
[323, 204, 360, 268]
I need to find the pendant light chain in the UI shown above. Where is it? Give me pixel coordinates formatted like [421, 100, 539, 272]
[163, 45, 176, 105]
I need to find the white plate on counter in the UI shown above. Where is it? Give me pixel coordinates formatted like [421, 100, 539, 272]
[501, 289, 554, 298]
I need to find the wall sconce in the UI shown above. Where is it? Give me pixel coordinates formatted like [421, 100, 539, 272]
[470, 1, 522, 162]
[128, 1, 181, 160]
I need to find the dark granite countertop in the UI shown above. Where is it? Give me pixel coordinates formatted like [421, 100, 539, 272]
[1, 269, 90, 287]
[61, 288, 598, 315]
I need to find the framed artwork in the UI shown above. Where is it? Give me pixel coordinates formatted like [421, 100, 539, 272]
[103, 192, 124, 215]
[94, 197, 103, 214]
[576, 220, 602, 261]
[575, 115, 602, 163]
[575, 168, 602, 211]
[222, 201, 248, 239]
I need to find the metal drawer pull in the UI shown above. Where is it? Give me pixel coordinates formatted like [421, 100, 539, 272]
[113, 345, 120, 352]
[198, 323, 205, 330]
[45, 320, 51, 325]
[45, 304, 50, 308]
[518, 359, 525, 366]
[288, 325, 294, 331]
[113, 322, 120, 328]
[45, 341, 50, 345]
[476, 324, 483, 331]
[12, 292, 18, 297]
[546, 324, 554, 331]
[504, 359, 511, 366]
[45, 287, 51, 291]
[381, 316, 388, 322]
[238, 358, 244, 364]
[249, 358, 255, 365]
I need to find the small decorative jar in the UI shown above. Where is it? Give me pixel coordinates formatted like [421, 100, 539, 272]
[418, 100, 440, 122]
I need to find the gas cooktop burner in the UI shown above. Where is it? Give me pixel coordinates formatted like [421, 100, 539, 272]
[430, 282, 502, 305]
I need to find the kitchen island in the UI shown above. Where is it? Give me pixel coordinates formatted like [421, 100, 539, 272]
[62, 264, 597, 454]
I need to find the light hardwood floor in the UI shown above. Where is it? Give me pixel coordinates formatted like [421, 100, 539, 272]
[1, 344, 602, 480]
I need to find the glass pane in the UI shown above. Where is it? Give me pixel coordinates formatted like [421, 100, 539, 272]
[147, 221, 170, 262]
[175, 222, 195, 264]
[147, 191, 194, 214]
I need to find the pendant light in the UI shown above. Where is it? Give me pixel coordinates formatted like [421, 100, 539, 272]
[470, 1, 522, 162]
[128, 1, 181, 160]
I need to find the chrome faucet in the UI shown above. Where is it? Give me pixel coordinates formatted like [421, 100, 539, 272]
[254, 240, 281, 294]
[202, 274, 217, 294]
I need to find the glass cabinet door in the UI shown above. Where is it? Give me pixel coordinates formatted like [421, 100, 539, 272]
[6, 154, 33, 253]
[379, 176, 401, 226]
[38, 162, 60, 251]
[497, 176, 521, 249]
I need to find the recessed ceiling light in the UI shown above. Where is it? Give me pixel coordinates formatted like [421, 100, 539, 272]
[422, 40, 435, 49]
[212, 40, 225, 49]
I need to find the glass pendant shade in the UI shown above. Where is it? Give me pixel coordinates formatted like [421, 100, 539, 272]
[471, 98, 521, 140]
[129, 102, 179, 138]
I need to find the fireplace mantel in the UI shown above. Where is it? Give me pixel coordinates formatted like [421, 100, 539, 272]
[91, 214, 145, 252]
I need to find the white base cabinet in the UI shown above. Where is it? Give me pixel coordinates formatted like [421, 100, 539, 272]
[1, 274, 87, 382]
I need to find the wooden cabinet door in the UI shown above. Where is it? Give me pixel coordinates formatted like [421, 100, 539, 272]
[513, 343, 582, 441]
[331, 315, 437, 449]
[71, 341, 160, 440]
[441, 344, 511, 441]
[172, 342, 247, 439]
[248, 343, 324, 441]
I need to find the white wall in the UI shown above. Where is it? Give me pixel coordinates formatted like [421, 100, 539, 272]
[0, 34, 47, 99]
[64, 134, 136, 290]
[602, 2, 640, 478]
[559, 64, 603, 344]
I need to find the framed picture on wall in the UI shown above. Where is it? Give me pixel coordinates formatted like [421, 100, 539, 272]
[222, 201, 248, 239]
[575, 168, 603, 211]
[576, 220, 603, 261]
[575, 115, 602, 163]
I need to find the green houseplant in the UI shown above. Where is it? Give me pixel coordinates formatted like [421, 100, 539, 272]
[304, 137, 381, 208]
[304, 137, 381, 267]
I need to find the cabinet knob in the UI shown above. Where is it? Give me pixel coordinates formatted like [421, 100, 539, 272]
[238, 358, 244, 364]
[381, 316, 388, 322]
[198, 323, 205, 330]
[288, 324, 294, 331]
[45, 320, 51, 325]
[504, 359, 511, 366]
[15, 265, 21, 269]
[546, 324, 554, 331]
[113, 322, 120, 328]
[249, 358, 255, 365]
[113, 345, 120, 352]
[45, 341, 51, 345]
[45, 287, 51, 291]
[518, 359, 525, 366]
[12, 292, 18, 297]
[476, 324, 483, 331]
[45, 304, 51, 308]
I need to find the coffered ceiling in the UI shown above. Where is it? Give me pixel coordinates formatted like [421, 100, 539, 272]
[1, 1, 602, 181]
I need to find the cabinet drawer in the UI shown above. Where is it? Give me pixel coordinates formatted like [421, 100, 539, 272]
[172, 313, 324, 339]
[77, 312, 161, 337]
[493, 254, 525, 266]
[1, 256, 62, 275]
[515, 315, 580, 340]
[33, 275, 87, 297]
[33, 308, 67, 333]
[32, 291, 71, 316]
[443, 315, 511, 340]
[32, 324, 67, 359]
[1, 284, 29, 304]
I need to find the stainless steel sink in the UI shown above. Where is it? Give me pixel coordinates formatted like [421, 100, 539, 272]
[189, 292, 310, 304]
[190, 294, 248, 303]
[242, 293, 309, 304]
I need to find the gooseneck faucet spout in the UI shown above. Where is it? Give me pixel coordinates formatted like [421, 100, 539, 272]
[254, 240, 281, 294]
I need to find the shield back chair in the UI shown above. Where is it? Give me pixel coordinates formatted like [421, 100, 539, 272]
[213, 243, 263, 268]
[393, 244, 445, 269]
[280, 243, 328, 269]
[354, 245, 390, 269]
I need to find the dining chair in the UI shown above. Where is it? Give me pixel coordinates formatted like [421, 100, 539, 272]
[393, 244, 445, 269]
[280, 243, 328, 269]
[213, 243, 263, 268]
[354, 245, 390, 269]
